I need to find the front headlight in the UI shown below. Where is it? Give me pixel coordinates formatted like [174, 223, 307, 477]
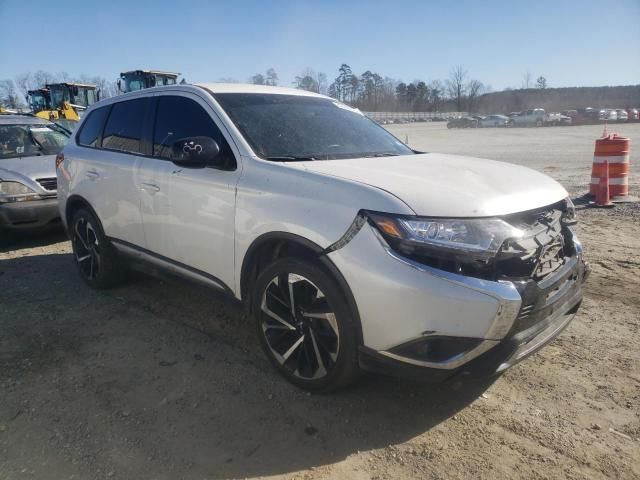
[0, 181, 39, 203]
[562, 198, 577, 225]
[366, 211, 524, 260]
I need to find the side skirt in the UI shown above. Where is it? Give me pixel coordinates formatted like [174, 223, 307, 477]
[109, 237, 236, 297]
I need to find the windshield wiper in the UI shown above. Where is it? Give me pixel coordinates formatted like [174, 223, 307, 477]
[50, 122, 72, 135]
[264, 156, 316, 162]
[363, 152, 401, 158]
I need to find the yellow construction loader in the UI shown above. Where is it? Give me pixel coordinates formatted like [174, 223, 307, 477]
[27, 83, 98, 125]
[118, 70, 180, 93]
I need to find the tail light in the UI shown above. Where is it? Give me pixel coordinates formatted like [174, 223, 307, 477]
[55, 152, 64, 169]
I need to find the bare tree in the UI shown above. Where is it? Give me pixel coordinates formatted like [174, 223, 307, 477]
[0, 80, 21, 108]
[14, 72, 32, 100]
[446, 66, 467, 111]
[217, 77, 239, 83]
[466, 79, 484, 112]
[522, 71, 532, 89]
[88, 76, 118, 99]
[32, 70, 57, 88]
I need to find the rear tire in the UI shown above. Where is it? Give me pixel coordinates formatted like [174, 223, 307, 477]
[252, 257, 360, 392]
[70, 208, 123, 289]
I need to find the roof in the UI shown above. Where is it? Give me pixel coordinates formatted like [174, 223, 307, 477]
[46, 82, 97, 89]
[83, 83, 332, 111]
[121, 70, 180, 77]
[0, 114, 51, 125]
[196, 83, 326, 98]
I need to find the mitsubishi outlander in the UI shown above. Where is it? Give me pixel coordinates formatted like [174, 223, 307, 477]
[56, 84, 588, 391]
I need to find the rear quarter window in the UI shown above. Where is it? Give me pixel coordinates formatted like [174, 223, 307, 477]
[77, 106, 110, 147]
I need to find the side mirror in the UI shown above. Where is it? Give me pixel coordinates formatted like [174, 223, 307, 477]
[170, 136, 221, 167]
[117, 79, 122, 92]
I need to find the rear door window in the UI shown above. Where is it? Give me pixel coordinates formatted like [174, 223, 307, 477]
[77, 106, 110, 147]
[102, 98, 148, 154]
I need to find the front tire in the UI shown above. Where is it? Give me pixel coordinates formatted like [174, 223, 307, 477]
[252, 258, 360, 392]
[70, 208, 123, 289]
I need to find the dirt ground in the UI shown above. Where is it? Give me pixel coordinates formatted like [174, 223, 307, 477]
[1, 124, 639, 480]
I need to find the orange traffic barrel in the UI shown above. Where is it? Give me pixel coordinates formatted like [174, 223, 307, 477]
[590, 134, 630, 199]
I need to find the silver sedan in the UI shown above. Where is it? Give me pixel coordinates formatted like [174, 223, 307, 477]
[0, 114, 70, 230]
[479, 114, 509, 127]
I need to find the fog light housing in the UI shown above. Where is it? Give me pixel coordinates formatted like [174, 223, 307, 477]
[389, 336, 484, 364]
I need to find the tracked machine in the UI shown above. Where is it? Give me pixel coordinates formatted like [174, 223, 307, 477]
[118, 70, 180, 93]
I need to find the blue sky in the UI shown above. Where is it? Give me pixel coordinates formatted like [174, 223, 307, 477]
[1, 0, 639, 90]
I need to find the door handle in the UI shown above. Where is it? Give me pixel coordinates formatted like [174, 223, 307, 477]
[86, 169, 99, 180]
[141, 182, 160, 194]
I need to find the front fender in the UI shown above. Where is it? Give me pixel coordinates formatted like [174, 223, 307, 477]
[234, 156, 414, 295]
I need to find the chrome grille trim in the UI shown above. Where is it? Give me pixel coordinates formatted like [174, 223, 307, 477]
[36, 177, 57, 191]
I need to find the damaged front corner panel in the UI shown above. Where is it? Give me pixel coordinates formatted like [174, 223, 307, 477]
[322, 213, 367, 254]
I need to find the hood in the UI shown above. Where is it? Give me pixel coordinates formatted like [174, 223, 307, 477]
[286, 153, 568, 217]
[0, 154, 57, 187]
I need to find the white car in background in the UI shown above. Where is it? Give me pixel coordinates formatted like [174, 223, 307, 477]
[56, 84, 589, 391]
[508, 108, 559, 127]
[599, 109, 617, 121]
[616, 109, 628, 122]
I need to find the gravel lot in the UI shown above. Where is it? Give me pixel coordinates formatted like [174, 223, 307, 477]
[1, 123, 639, 479]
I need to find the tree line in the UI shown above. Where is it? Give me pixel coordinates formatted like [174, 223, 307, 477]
[244, 64, 501, 112]
[1, 65, 554, 113]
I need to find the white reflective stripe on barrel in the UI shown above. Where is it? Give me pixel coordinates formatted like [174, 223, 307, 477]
[592, 155, 630, 164]
[591, 177, 628, 185]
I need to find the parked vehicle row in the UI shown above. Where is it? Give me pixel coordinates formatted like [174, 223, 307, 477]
[447, 110, 568, 129]
[561, 107, 639, 124]
[53, 83, 588, 391]
[447, 106, 640, 129]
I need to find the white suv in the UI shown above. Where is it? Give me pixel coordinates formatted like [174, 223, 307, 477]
[57, 84, 588, 391]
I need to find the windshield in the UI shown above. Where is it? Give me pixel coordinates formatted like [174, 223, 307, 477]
[50, 85, 73, 108]
[50, 86, 69, 109]
[29, 92, 50, 112]
[124, 74, 145, 92]
[214, 93, 413, 160]
[0, 123, 69, 159]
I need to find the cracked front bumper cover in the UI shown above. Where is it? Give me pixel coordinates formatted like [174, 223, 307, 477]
[359, 251, 589, 382]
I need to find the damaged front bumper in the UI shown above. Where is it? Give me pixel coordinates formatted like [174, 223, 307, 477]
[328, 223, 589, 382]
